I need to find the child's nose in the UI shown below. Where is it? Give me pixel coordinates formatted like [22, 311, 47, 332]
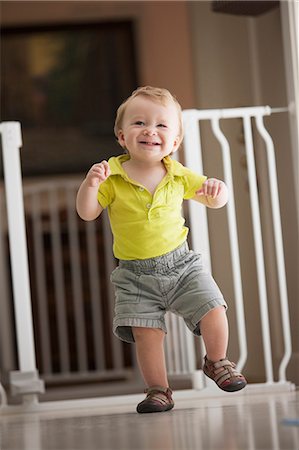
[143, 126, 157, 136]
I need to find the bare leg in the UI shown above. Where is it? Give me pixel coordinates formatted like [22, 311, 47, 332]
[200, 306, 247, 391]
[132, 327, 169, 387]
[200, 306, 228, 362]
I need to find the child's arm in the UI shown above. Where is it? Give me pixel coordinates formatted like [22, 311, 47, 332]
[192, 178, 228, 209]
[76, 161, 111, 221]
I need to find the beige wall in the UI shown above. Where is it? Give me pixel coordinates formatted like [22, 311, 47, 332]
[255, 7, 298, 385]
[1, 0, 298, 385]
[188, 2, 298, 384]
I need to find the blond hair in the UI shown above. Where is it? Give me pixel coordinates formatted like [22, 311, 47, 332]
[114, 86, 184, 146]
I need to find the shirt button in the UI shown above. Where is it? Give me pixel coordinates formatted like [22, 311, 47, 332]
[146, 203, 151, 209]
[139, 187, 144, 191]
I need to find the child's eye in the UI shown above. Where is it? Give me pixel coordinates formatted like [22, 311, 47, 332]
[158, 123, 167, 128]
[135, 121, 145, 126]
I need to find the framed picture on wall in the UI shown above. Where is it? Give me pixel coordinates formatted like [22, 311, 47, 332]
[0, 21, 137, 176]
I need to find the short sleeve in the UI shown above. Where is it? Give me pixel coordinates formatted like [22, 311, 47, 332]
[97, 177, 114, 209]
[182, 167, 207, 200]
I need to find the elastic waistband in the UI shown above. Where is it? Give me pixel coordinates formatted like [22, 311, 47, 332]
[119, 242, 189, 272]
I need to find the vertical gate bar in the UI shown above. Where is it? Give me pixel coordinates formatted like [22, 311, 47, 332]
[170, 315, 181, 373]
[0, 192, 16, 372]
[166, 314, 175, 374]
[66, 188, 88, 373]
[243, 115, 274, 382]
[0, 381, 8, 407]
[183, 111, 212, 271]
[184, 329, 197, 375]
[30, 192, 52, 374]
[164, 314, 173, 373]
[177, 317, 187, 373]
[102, 210, 124, 370]
[0, 122, 37, 372]
[48, 189, 70, 373]
[210, 118, 248, 371]
[255, 114, 292, 382]
[85, 219, 105, 370]
[179, 317, 196, 374]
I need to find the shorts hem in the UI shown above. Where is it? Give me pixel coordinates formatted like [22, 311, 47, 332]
[113, 317, 167, 343]
[189, 298, 227, 336]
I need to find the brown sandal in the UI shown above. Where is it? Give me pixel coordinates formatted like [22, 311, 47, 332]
[203, 356, 247, 392]
[136, 386, 174, 414]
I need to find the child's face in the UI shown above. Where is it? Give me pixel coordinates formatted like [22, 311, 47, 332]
[117, 96, 180, 162]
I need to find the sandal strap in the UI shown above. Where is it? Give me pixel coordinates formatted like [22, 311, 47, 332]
[206, 357, 244, 385]
[145, 386, 173, 405]
[212, 358, 235, 370]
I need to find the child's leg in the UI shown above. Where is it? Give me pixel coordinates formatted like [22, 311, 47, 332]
[199, 306, 247, 391]
[132, 327, 169, 387]
[132, 327, 174, 413]
[199, 305, 228, 361]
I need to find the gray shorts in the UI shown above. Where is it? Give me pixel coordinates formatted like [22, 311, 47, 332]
[111, 242, 227, 343]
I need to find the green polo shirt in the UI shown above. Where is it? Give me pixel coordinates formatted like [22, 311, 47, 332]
[97, 154, 206, 260]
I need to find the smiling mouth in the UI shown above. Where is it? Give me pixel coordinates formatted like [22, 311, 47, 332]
[139, 141, 161, 146]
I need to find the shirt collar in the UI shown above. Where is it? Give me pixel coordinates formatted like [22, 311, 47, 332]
[108, 154, 130, 177]
[108, 154, 185, 178]
[163, 156, 186, 176]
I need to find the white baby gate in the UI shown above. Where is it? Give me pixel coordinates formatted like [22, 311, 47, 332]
[182, 106, 293, 390]
[0, 105, 295, 411]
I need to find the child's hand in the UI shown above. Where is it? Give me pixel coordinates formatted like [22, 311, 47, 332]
[196, 178, 224, 199]
[85, 161, 111, 187]
[196, 178, 228, 208]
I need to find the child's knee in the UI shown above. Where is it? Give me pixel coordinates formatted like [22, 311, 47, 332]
[132, 327, 165, 342]
[204, 305, 226, 318]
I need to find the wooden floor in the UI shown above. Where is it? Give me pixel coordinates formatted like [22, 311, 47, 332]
[1, 390, 298, 449]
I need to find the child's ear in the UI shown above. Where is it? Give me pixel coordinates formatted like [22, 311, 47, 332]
[171, 136, 181, 154]
[118, 130, 125, 148]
